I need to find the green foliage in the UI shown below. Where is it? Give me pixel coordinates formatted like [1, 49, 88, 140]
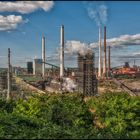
[87, 92, 140, 139]
[0, 92, 140, 139]
[0, 98, 15, 113]
[19, 75, 43, 82]
[0, 94, 95, 139]
[13, 97, 41, 119]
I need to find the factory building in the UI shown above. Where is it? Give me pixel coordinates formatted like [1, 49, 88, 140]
[27, 62, 33, 74]
[76, 50, 98, 96]
[33, 59, 42, 75]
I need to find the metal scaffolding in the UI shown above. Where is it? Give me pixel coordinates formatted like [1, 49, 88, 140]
[77, 51, 98, 96]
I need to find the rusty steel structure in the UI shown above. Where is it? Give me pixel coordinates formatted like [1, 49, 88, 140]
[77, 51, 98, 96]
[0, 74, 7, 90]
[108, 46, 111, 76]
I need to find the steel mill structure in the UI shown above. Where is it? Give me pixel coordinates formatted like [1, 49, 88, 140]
[76, 50, 98, 96]
[0, 73, 7, 90]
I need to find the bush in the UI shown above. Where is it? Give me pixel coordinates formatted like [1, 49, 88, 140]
[0, 93, 95, 139]
[87, 92, 140, 139]
[0, 92, 140, 139]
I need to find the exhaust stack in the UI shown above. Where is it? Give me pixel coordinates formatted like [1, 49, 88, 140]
[98, 26, 102, 78]
[103, 26, 107, 77]
[60, 25, 64, 78]
[42, 36, 45, 78]
[108, 46, 111, 76]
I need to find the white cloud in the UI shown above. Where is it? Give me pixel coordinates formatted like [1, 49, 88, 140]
[64, 33, 140, 61]
[89, 33, 140, 49]
[0, 1, 54, 14]
[106, 34, 140, 47]
[0, 15, 27, 31]
[0, 1, 54, 31]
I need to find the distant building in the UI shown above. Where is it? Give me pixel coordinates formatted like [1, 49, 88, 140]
[12, 66, 23, 75]
[124, 62, 130, 68]
[27, 62, 33, 74]
[33, 59, 42, 75]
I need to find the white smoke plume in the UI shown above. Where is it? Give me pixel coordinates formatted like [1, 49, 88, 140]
[0, 15, 27, 31]
[65, 40, 92, 55]
[62, 77, 77, 92]
[0, 1, 54, 14]
[85, 1, 108, 26]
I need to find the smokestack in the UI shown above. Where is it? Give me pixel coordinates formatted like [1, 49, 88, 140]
[60, 25, 64, 78]
[7, 48, 11, 100]
[108, 46, 111, 76]
[42, 36, 45, 78]
[98, 26, 102, 78]
[103, 26, 107, 77]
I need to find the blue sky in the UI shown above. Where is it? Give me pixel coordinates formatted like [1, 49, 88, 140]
[0, 1, 140, 68]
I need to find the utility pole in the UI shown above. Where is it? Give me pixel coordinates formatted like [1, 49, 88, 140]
[7, 48, 11, 100]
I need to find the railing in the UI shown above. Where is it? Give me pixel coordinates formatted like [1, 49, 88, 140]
[112, 78, 137, 96]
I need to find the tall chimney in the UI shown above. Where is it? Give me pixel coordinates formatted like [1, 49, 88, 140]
[108, 46, 111, 76]
[42, 36, 45, 78]
[7, 48, 11, 100]
[98, 26, 102, 78]
[60, 25, 64, 78]
[103, 26, 107, 77]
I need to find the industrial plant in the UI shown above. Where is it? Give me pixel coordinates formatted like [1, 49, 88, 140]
[0, 24, 140, 100]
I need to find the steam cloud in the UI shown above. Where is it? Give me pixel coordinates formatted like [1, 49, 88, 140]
[65, 40, 92, 55]
[85, 2, 108, 26]
[62, 77, 77, 92]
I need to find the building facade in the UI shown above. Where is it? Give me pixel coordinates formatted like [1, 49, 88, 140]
[33, 59, 42, 75]
[27, 62, 33, 74]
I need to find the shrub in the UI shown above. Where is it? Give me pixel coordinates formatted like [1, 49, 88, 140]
[87, 92, 140, 139]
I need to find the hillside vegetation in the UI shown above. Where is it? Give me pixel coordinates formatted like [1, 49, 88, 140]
[0, 92, 140, 139]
